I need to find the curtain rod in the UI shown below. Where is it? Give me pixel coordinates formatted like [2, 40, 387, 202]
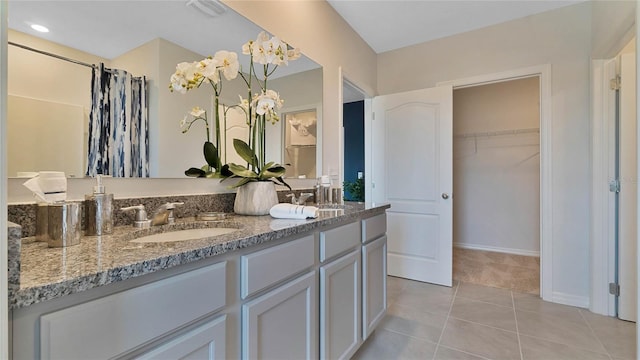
[9, 41, 96, 69]
[9, 41, 145, 80]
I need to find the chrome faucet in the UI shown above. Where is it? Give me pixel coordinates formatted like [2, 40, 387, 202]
[120, 202, 184, 228]
[120, 205, 152, 228]
[151, 202, 184, 226]
[286, 193, 314, 205]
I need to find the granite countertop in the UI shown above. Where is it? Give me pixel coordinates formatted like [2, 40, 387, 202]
[9, 202, 389, 310]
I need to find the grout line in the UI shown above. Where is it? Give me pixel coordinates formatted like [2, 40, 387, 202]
[517, 332, 613, 358]
[431, 280, 459, 360]
[446, 315, 519, 335]
[578, 309, 614, 360]
[454, 294, 515, 309]
[381, 327, 439, 346]
[512, 290, 524, 360]
[436, 344, 492, 360]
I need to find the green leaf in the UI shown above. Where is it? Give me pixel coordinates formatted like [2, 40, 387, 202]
[185, 167, 206, 177]
[260, 165, 286, 179]
[274, 176, 292, 191]
[220, 164, 233, 177]
[228, 163, 259, 178]
[203, 142, 220, 170]
[233, 139, 257, 166]
[229, 177, 253, 189]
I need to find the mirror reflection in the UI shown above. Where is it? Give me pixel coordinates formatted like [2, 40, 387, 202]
[6, 0, 322, 178]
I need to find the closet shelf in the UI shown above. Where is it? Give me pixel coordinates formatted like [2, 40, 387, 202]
[454, 128, 539, 139]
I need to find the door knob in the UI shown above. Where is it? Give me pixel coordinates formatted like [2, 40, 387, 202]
[442, 193, 449, 200]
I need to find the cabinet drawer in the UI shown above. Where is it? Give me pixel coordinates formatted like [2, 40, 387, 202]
[320, 221, 360, 262]
[241, 235, 315, 299]
[362, 213, 386, 243]
[40, 262, 226, 360]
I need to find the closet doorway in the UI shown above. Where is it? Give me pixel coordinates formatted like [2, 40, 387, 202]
[452, 77, 541, 295]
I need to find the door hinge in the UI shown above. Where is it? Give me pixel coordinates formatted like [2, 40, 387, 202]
[609, 282, 620, 296]
[372, 112, 375, 121]
[610, 75, 621, 90]
[609, 179, 621, 193]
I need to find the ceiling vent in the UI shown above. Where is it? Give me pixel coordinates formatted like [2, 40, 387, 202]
[186, 0, 227, 18]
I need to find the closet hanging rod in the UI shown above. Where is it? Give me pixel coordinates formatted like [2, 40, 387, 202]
[454, 127, 540, 139]
[8, 41, 143, 79]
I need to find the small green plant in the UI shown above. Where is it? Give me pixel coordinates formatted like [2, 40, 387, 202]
[343, 177, 364, 202]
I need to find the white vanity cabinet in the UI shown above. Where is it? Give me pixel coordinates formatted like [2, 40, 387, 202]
[37, 261, 227, 360]
[319, 222, 362, 360]
[10, 209, 389, 360]
[362, 214, 388, 339]
[240, 235, 318, 359]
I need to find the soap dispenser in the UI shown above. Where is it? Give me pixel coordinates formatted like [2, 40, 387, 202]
[84, 175, 114, 236]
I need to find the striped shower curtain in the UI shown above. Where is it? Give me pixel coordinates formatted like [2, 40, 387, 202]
[87, 63, 149, 177]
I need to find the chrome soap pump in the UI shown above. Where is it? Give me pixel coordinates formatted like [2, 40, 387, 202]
[84, 175, 114, 236]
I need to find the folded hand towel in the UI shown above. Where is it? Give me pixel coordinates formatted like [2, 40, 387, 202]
[269, 203, 319, 219]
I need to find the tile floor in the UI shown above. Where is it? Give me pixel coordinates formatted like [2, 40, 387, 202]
[353, 276, 636, 360]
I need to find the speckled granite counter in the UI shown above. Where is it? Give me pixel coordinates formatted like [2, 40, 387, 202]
[9, 202, 389, 310]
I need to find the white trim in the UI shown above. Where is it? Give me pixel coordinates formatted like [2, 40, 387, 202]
[590, 58, 618, 316]
[438, 64, 553, 302]
[0, 1, 8, 358]
[339, 68, 373, 203]
[551, 291, 590, 309]
[453, 243, 540, 257]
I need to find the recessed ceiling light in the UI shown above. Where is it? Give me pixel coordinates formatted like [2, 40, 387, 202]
[30, 24, 49, 33]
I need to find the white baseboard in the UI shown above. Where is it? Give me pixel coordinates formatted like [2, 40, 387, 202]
[551, 291, 590, 309]
[454, 242, 540, 257]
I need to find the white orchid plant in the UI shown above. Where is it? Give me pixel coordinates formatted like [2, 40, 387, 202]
[170, 31, 300, 189]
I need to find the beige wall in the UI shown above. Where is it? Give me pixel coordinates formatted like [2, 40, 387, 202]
[453, 78, 540, 254]
[378, 2, 593, 301]
[453, 77, 540, 134]
[7, 30, 108, 177]
[223, 0, 378, 178]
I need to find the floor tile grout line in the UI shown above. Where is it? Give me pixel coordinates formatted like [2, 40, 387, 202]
[455, 293, 515, 309]
[578, 308, 615, 360]
[431, 280, 460, 360]
[447, 314, 519, 334]
[435, 344, 492, 360]
[511, 290, 524, 360]
[378, 327, 439, 347]
[516, 332, 614, 357]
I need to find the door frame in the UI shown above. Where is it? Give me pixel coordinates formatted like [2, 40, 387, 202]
[590, 58, 617, 316]
[438, 64, 552, 302]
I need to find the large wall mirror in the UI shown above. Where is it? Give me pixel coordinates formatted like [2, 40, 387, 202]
[6, 0, 322, 179]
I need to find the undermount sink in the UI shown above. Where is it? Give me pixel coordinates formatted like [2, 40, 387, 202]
[129, 227, 238, 244]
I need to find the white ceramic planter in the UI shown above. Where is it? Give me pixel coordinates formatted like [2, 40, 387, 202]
[234, 181, 278, 215]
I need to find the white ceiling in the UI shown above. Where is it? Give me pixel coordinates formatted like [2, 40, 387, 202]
[8, 0, 586, 100]
[327, 0, 587, 54]
[6, 0, 319, 78]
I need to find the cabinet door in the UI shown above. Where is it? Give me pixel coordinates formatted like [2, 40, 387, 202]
[242, 271, 318, 360]
[362, 235, 387, 339]
[320, 249, 361, 360]
[136, 315, 226, 360]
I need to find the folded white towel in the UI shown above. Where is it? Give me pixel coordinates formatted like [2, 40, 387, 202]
[270, 203, 319, 219]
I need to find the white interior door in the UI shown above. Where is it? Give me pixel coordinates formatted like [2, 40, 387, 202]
[371, 86, 453, 286]
[618, 52, 636, 322]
